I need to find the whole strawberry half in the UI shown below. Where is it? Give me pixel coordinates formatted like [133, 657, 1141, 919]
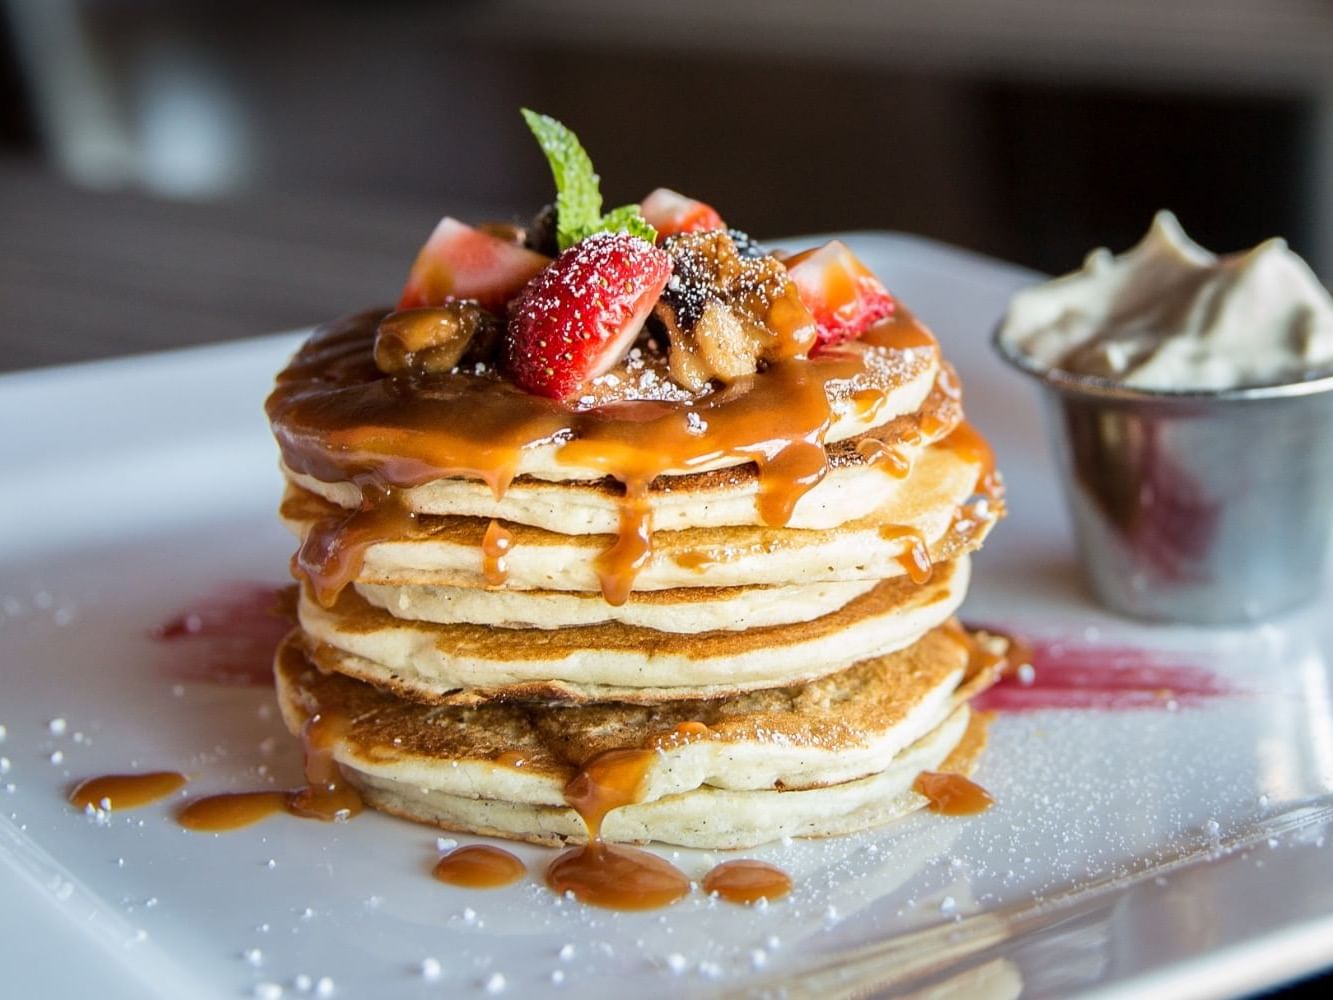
[640, 188, 725, 241]
[399, 217, 550, 313]
[506, 232, 672, 400]
[784, 240, 896, 347]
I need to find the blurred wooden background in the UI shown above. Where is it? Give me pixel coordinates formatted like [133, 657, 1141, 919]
[2, 0, 1331, 371]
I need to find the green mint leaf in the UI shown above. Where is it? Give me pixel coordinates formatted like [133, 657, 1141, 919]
[521, 109, 601, 250]
[521, 110, 660, 249]
[598, 204, 658, 245]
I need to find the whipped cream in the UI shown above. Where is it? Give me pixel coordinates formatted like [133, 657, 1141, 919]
[998, 211, 1333, 390]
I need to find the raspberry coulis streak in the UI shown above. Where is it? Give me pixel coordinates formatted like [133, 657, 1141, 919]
[972, 629, 1233, 713]
[152, 583, 293, 686]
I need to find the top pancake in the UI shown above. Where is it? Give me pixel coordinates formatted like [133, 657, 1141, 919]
[281, 370, 965, 544]
[267, 308, 941, 489]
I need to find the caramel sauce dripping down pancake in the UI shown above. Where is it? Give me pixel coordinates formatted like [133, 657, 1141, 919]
[268, 622, 1002, 850]
[546, 749, 692, 910]
[267, 310, 942, 606]
[277, 417, 994, 604]
[480, 520, 513, 586]
[293, 558, 975, 705]
[176, 713, 364, 832]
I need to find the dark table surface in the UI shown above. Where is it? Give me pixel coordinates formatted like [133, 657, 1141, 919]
[0, 158, 507, 373]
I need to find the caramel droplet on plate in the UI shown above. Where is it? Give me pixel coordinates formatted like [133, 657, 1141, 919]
[546, 841, 690, 911]
[432, 845, 526, 889]
[913, 771, 994, 815]
[69, 772, 187, 812]
[177, 791, 288, 831]
[702, 859, 793, 904]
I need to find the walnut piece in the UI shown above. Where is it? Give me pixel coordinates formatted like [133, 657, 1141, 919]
[655, 231, 816, 391]
[373, 303, 500, 375]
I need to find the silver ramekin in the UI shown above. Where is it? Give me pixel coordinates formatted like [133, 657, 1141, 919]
[993, 332, 1333, 624]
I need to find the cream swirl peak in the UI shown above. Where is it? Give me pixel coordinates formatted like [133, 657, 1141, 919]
[999, 211, 1333, 391]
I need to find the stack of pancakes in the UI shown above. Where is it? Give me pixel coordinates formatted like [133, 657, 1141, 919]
[267, 304, 1005, 849]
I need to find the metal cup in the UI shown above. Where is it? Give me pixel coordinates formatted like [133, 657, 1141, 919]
[994, 334, 1333, 624]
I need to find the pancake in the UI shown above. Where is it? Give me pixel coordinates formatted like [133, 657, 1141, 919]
[274, 625, 1001, 849]
[267, 308, 942, 486]
[281, 438, 994, 597]
[295, 557, 971, 704]
[354, 711, 984, 850]
[356, 578, 879, 633]
[278, 367, 963, 537]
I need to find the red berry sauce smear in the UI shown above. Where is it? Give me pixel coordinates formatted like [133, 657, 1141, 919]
[152, 582, 294, 686]
[972, 625, 1236, 713]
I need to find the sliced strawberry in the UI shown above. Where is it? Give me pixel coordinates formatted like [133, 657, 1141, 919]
[506, 232, 672, 400]
[784, 240, 896, 347]
[639, 188, 725, 240]
[398, 217, 549, 313]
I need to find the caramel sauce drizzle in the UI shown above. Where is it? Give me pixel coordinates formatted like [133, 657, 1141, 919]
[919, 365, 963, 441]
[855, 363, 960, 484]
[178, 712, 364, 832]
[594, 491, 653, 606]
[857, 437, 912, 478]
[481, 519, 514, 586]
[878, 524, 934, 584]
[177, 791, 288, 831]
[546, 839, 692, 911]
[849, 387, 887, 422]
[296, 483, 417, 608]
[267, 311, 938, 608]
[492, 751, 528, 769]
[69, 772, 187, 812]
[546, 748, 691, 910]
[918, 627, 999, 809]
[870, 313, 938, 353]
[936, 420, 999, 497]
[127, 639, 798, 909]
[645, 720, 715, 751]
[432, 845, 526, 889]
[940, 620, 1010, 685]
[561, 749, 656, 841]
[672, 549, 717, 572]
[286, 713, 365, 821]
[702, 859, 793, 905]
[912, 771, 995, 815]
[671, 721, 710, 739]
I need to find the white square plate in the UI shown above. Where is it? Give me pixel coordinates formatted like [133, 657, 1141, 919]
[3, 234, 1332, 1000]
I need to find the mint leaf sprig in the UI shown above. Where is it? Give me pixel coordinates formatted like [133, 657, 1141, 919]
[521, 109, 656, 250]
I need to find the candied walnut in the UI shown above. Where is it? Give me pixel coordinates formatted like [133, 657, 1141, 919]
[373, 303, 501, 376]
[654, 231, 816, 391]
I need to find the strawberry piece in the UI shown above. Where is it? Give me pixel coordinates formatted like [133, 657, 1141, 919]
[398, 217, 549, 313]
[639, 188, 724, 240]
[784, 240, 896, 347]
[506, 232, 672, 400]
